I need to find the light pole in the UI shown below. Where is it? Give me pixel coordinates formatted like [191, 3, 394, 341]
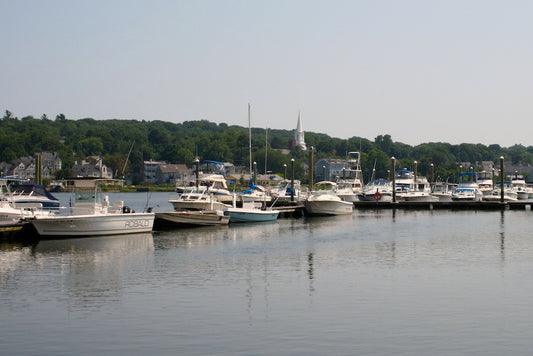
[291, 158, 295, 202]
[391, 157, 396, 202]
[283, 164, 287, 180]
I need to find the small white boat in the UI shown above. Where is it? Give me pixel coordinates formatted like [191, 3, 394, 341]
[169, 186, 229, 212]
[511, 177, 530, 200]
[357, 179, 393, 202]
[224, 196, 279, 223]
[30, 189, 154, 237]
[395, 169, 437, 202]
[0, 178, 54, 229]
[304, 181, 353, 215]
[198, 173, 233, 203]
[431, 181, 453, 202]
[270, 179, 305, 202]
[483, 182, 518, 202]
[451, 173, 483, 202]
[9, 180, 60, 211]
[241, 183, 272, 203]
[335, 152, 364, 202]
[155, 210, 229, 227]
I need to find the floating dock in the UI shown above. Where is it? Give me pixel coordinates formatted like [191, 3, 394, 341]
[353, 201, 532, 210]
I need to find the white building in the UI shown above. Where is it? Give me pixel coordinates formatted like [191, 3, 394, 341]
[295, 112, 306, 150]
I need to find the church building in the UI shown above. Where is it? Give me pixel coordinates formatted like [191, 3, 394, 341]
[295, 112, 307, 150]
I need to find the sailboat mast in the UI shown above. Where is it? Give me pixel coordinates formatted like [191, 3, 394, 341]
[265, 128, 268, 174]
[248, 103, 252, 177]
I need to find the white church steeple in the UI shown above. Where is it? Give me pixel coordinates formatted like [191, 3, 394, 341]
[295, 112, 306, 150]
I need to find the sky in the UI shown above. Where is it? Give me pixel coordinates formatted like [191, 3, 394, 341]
[2, 0, 533, 147]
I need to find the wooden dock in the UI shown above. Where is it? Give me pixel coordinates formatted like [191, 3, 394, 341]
[353, 201, 532, 210]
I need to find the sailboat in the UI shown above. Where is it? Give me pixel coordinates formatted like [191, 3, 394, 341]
[224, 104, 279, 223]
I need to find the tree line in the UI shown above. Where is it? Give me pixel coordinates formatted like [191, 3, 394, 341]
[2, 110, 533, 184]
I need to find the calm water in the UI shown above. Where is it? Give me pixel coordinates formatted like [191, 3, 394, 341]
[2, 192, 533, 355]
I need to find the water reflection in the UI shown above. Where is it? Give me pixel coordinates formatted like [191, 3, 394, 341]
[0, 233, 154, 313]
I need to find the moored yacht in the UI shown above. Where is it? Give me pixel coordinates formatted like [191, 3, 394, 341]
[335, 152, 364, 202]
[451, 173, 483, 202]
[357, 179, 393, 202]
[30, 188, 154, 237]
[304, 181, 353, 215]
[169, 186, 230, 212]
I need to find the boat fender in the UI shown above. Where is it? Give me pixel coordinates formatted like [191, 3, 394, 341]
[374, 191, 382, 201]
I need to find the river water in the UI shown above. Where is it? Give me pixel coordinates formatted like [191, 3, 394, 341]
[2, 192, 533, 355]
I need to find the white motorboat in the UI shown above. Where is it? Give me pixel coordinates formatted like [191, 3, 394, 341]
[451, 173, 483, 202]
[335, 152, 364, 202]
[0, 178, 54, 229]
[476, 171, 494, 195]
[431, 181, 453, 202]
[270, 179, 305, 202]
[9, 180, 60, 211]
[357, 179, 393, 202]
[241, 179, 272, 203]
[169, 186, 229, 212]
[224, 196, 279, 223]
[30, 189, 154, 237]
[155, 210, 229, 227]
[198, 173, 233, 203]
[483, 181, 518, 202]
[304, 181, 354, 215]
[511, 177, 530, 200]
[394, 169, 436, 202]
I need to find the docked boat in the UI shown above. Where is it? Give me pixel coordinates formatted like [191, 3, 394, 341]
[9, 181, 60, 211]
[335, 152, 364, 202]
[169, 186, 229, 212]
[198, 173, 233, 203]
[431, 181, 453, 202]
[241, 179, 272, 203]
[483, 181, 518, 202]
[270, 179, 305, 202]
[511, 177, 531, 200]
[0, 178, 54, 230]
[394, 169, 437, 202]
[357, 179, 393, 202]
[476, 171, 494, 195]
[224, 196, 279, 223]
[30, 189, 154, 237]
[451, 173, 483, 202]
[155, 210, 229, 227]
[304, 181, 353, 215]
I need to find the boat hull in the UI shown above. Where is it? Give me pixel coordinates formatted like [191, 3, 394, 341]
[224, 208, 279, 223]
[31, 213, 155, 237]
[155, 211, 229, 227]
[169, 200, 228, 212]
[304, 200, 353, 215]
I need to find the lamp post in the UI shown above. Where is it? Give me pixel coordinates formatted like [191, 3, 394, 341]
[430, 163, 434, 186]
[500, 156, 504, 203]
[283, 164, 287, 180]
[195, 158, 200, 189]
[322, 166, 326, 182]
[391, 157, 396, 202]
[291, 158, 295, 202]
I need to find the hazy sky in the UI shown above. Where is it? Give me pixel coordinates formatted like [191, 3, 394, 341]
[2, 1, 533, 147]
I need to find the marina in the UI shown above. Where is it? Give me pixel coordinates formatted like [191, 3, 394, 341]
[3, 192, 533, 354]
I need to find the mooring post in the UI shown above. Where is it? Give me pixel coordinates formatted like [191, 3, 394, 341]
[500, 156, 504, 203]
[291, 158, 295, 202]
[195, 158, 199, 189]
[391, 157, 396, 203]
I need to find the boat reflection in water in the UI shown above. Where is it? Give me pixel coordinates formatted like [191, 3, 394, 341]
[0, 232, 154, 312]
